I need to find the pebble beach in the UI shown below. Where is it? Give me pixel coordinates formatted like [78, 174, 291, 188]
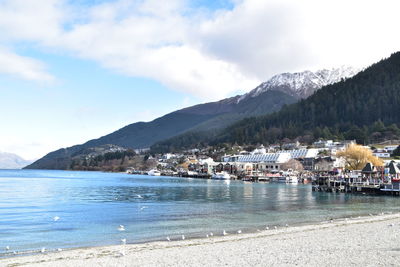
[2, 213, 400, 267]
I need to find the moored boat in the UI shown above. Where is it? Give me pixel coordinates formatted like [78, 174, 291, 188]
[147, 169, 161, 176]
[211, 172, 231, 180]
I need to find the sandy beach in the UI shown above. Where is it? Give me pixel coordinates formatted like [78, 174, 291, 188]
[2, 213, 400, 267]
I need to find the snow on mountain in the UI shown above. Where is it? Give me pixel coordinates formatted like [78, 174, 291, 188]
[0, 152, 33, 169]
[239, 66, 359, 102]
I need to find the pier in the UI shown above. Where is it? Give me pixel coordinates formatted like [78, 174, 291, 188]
[312, 176, 400, 195]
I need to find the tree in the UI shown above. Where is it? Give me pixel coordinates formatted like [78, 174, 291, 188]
[281, 159, 304, 172]
[336, 144, 383, 170]
[392, 145, 400, 157]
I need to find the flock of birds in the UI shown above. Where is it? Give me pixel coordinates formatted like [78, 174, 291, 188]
[4, 193, 396, 258]
[116, 223, 290, 248]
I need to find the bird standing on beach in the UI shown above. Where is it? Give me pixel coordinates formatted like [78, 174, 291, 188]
[237, 230, 242, 234]
[121, 238, 127, 245]
[274, 226, 278, 230]
[223, 230, 227, 236]
[182, 235, 185, 240]
[41, 247, 46, 253]
[210, 232, 213, 237]
[166, 237, 171, 241]
[265, 226, 269, 230]
[119, 251, 126, 257]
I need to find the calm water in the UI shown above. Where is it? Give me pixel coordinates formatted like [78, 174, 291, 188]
[1, 169, 400, 256]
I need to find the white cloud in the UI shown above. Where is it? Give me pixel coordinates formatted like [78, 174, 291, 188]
[0, 0, 64, 41]
[0, 48, 54, 82]
[0, 0, 400, 99]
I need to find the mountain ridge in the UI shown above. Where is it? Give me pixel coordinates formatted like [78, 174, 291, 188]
[0, 152, 33, 169]
[26, 67, 357, 170]
[216, 52, 400, 146]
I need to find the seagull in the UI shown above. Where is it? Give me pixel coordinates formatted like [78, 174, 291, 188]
[206, 234, 209, 238]
[53, 216, 60, 222]
[121, 238, 127, 245]
[330, 220, 333, 223]
[140, 206, 147, 211]
[182, 235, 185, 240]
[237, 230, 242, 234]
[57, 248, 62, 252]
[210, 232, 213, 237]
[118, 225, 125, 231]
[265, 226, 269, 230]
[41, 247, 46, 253]
[369, 213, 373, 216]
[6, 246, 10, 250]
[166, 236, 171, 241]
[274, 226, 278, 230]
[223, 230, 227, 236]
[257, 229, 260, 232]
[285, 224, 289, 227]
[136, 195, 143, 199]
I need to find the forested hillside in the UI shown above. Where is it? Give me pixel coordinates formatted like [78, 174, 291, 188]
[151, 52, 400, 152]
[219, 52, 400, 145]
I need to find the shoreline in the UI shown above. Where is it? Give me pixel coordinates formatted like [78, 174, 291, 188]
[3, 212, 400, 266]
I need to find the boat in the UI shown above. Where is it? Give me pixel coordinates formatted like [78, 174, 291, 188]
[211, 172, 231, 180]
[147, 169, 161, 176]
[277, 175, 298, 184]
[286, 175, 299, 184]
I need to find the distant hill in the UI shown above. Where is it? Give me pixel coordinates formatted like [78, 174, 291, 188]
[0, 152, 33, 169]
[26, 68, 357, 170]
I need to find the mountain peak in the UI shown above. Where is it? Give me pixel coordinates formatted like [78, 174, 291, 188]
[0, 152, 33, 169]
[239, 66, 359, 102]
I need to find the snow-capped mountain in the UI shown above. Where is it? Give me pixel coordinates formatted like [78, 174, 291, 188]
[240, 66, 359, 101]
[0, 152, 33, 169]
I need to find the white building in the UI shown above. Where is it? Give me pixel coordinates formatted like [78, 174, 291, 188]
[237, 153, 291, 172]
[384, 145, 398, 153]
[278, 149, 319, 159]
[373, 152, 391, 158]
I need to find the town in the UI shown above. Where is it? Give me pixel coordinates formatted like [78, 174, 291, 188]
[122, 140, 400, 195]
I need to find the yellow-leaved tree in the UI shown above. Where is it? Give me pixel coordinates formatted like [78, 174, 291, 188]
[336, 144, 383, 170]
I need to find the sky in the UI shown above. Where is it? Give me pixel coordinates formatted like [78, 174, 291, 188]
[1, 0, 400, 160]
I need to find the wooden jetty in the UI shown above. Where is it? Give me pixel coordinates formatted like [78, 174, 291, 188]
[312, 176, 400, 195]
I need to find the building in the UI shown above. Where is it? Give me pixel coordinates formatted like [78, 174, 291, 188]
[237, 153, 291, 172]
[278, 149, 319, 170]
[384, 145, 399, 154]
[373, 152, 391, 158]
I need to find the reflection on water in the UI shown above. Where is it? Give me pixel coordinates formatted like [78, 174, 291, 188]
[1, 169, 400, 255]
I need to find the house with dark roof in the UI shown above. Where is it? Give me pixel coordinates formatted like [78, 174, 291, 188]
[361, 162, 382, 184]
[387, 161, 400, 182]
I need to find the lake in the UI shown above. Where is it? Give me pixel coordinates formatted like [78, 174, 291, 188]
[1, 169, 400, 256]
